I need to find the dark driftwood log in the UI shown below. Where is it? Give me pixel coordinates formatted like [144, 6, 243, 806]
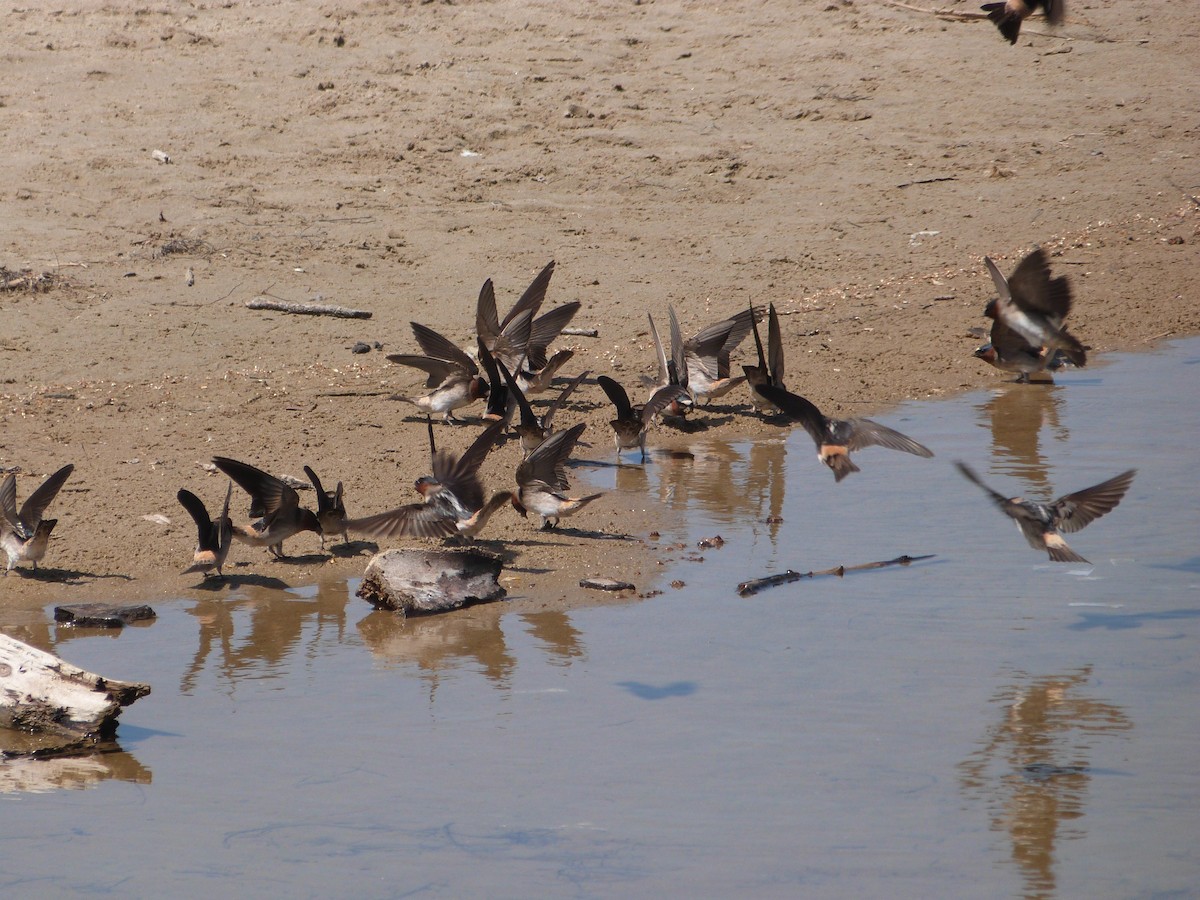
[0, 635, 150, 739]
[737, 554, 936, 597]
[245, 297, 372, 319]
[357, 548, 506, 615]
[54, 603, 156, 628]
[579, 577, 635, 592]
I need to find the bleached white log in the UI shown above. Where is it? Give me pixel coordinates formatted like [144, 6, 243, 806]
[0, 635, 150, 738]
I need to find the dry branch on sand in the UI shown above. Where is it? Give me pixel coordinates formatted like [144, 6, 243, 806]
[0, 267, 57, 292]
[245, 296, 373, 319]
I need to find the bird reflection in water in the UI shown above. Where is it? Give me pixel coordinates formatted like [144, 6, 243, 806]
[520, 610, 585, 667]
[182, 579, 352, 693]
[356, 605, 591, 693]
[650, 438, 786, 542]
[181, 569, 595, 705]
[357, 604, 516, 696]
[747, 437, 786, 542]
[976, 383, 1067, 493]
[613, 459, 650, 497]
[958, 667, 1131, 897]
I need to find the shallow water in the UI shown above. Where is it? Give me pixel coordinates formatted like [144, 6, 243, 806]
[3, 340, 1198, 899]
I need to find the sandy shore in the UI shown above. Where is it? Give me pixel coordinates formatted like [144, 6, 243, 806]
[2, 0, 1197, 612]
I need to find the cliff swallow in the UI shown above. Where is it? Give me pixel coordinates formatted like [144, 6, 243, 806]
[742, 302, 786, 414]
[387, 321, 491, 423]
[212, 457, 322, 558]
[478, 290, 536, 383]
[528, 301, 577, 373]
[476, 260, 581, 394]
[955, 462, 1133, 563]
[975, 318, 1072, 382]
[980, 0, 1064, 44]
[303, 465, 348, 548]
[474, 309, 537, 424]
[476, 334, 514, 425]
[476, 260, 555, 359]
[642, 310, 692, 417]
[757, 385, 934, 482]
[597, 375, 690, 461]
[0, 463, 73, 574]
[984, 249, 1086, 368]
[660, 308, 687, 393]
[346, 420, 507, 541]
[677, 305, 760, 405]
[500, 359, 588, 457]
[518, 299, 581, 394]
[512, 422, 603, 529]
[177, 481, 234, 578]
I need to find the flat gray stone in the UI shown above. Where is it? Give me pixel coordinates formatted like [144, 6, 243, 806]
[54, 604, 156, 628]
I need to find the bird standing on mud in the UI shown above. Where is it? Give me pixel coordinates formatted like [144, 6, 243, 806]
[644, 309, 693, 418]
[1, 463, 74, 575]
[512, 422, 603, 530]
[597, 375, 690, 462]
[303, 465, 349, 549]
[475, 260, 580, 394]
[212, 457, 323, 559]
[500, 359, 588, 458]
[177, 481, 234, 578]
[672, 304, 760, 406]
[982, 248, 1086, 375]
[743, 302, 786, 414]
[387, 321, 494, 423]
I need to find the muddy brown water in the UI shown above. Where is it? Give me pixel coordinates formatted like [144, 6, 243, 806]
[2, 340, 1198, 898]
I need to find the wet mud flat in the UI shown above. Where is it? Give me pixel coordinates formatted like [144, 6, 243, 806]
[0, 340, 1197, 897]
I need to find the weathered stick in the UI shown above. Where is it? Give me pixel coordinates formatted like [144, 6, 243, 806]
[737, 554, 935, 597]
[315, 390, 392, 398]
[897, 176, 958, 189]
[0, 635, 150, 738]
[561, 327, 599, 338]
[245, 297, 372, 319]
